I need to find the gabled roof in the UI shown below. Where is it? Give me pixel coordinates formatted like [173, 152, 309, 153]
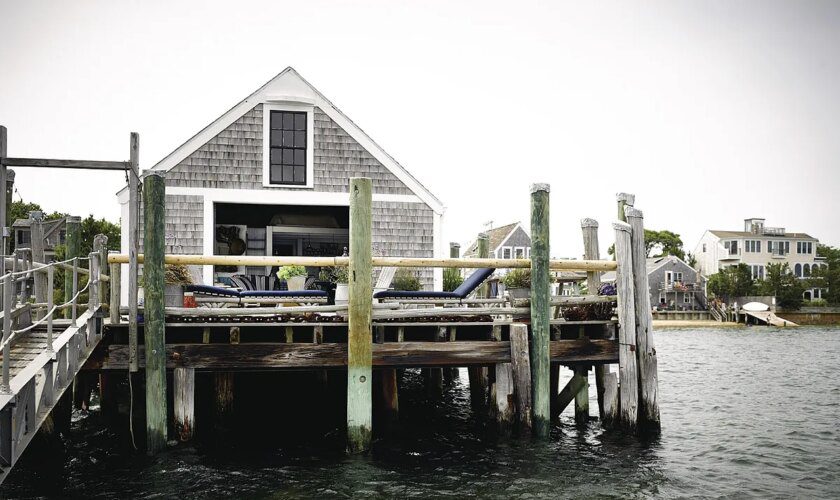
[601, 254, 697, 282]
[463, 222, 526, 257]
[709, 230, 816, 240]
[119, 67, 444, 214]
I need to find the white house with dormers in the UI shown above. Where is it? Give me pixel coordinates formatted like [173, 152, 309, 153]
[693, 218, 826, 300]
[116, 68, 445, 299]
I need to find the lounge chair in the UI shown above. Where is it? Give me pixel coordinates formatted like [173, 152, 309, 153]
[186, 285, 328, 306]
[373, 268, 496, 302]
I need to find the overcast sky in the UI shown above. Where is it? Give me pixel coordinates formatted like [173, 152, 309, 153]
[1, 0, 838, 258]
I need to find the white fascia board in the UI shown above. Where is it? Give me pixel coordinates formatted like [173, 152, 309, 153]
[143, 67, 445, 215]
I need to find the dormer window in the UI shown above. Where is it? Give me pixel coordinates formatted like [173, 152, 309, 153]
[262, 103, 314, 188]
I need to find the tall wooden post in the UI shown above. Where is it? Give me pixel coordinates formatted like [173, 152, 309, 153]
[128, 132, 140, 372]
[63, 216, 80, 318]
[0, 126, 7, 256]
[174, 367, 195, 442]
[581, 218, 607, 419]
[616, 193, 635, 222]
[347, 177, 372, 453]
[29, 211, 47, 310]
[624, 206, 661, 433]
[93, 234, 108, 308]
[613, 221, 639, 433]
[529, 183, 551, 437]
[109, 263, 121, 324]
[476, 233, 489, 298]
[143, 172, 167, 454]
[466, 234, 489, 406]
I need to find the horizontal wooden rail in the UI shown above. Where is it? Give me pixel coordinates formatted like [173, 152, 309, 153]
[87, 339, 619, 370]
[106, 254, 617, 271]
[0, 157, 129, 170]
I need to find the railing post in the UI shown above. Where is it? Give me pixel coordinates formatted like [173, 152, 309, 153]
[109, 262, 121, 324]
[71, 257, 78, 327]
[529, 183, 551, 438]
[128, 132, 140, 373]
[46, 265, 54, 354]
[143, 172, 167, 454]
[63, 216, 81, 319]
[29, 211, 46, 311]
[613, 221, 639, 433]
[88, 251, 100, 312]
[1, 274, 11, 393]
[0, 126, 7, 257]
[347, 177, 373, 454]
[581, 218, 606, 420]
[93, 234, 108, 310]
[624, 206, 661, 434]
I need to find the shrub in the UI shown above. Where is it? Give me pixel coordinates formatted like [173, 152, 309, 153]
[392, 269, 422, 291]
[165, 264, 193, 285]
[276, 265, 307, 281]
[502, 269, 531, 288]
[443, 268, 463, 292]
[802, 298, 827, 307]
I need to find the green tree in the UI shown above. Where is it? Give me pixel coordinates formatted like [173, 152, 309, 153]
[607, 229, 686, 260]
[706, 264, 755, 299]
[813, 245, 840, 305]
[79, 215, 121, 253]
[756, 263, 806, 310]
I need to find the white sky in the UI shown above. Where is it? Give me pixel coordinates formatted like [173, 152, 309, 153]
[1, 0, 838, 258]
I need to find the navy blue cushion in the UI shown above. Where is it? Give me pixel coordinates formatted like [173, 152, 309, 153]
[373, 290, 460, 299]
[240, 290, 328, 298]
[185, 285, 241, 298]
[452, 268, 495, 298]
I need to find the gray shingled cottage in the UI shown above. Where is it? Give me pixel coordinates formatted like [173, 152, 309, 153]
[117, 68, 444, 297]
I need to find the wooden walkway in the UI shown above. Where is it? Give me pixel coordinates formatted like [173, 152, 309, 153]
[744, 310, 798, 327]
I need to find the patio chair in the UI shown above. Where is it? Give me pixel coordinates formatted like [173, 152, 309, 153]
[373, 268, 496, 303]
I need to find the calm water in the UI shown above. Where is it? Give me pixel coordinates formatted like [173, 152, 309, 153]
[4, 326, 840, 498]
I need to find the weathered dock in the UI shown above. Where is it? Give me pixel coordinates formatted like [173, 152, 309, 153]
[0, 124, 661, 480]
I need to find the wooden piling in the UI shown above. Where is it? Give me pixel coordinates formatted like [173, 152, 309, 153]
[573, 367, 589, 425]
[109, 263, 121, 324]
[509, 323, 532, 431]
[529, 183, 551, 437]
[0, 126, 6, 256]
[467, 234, 489, 405]
[347, 177, 373, 454]
[128, 132, 140, 373]
[624, 206, 661, 433]
[612, 221, 639, 432]
[63, 216, 80, 319]
[581, 218, 608, 419]
[29, 211, 47, 309]
[173, 367, 195, 442]
[143, 172, 167, 454]
[555, 374, 587, 416]
[93, 234, 108, 308]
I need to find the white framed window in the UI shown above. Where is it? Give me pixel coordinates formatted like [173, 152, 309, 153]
[674, 271, 684, 282]
[750, 265, 765, 280]
[262, 103, 315, 189]
[526, 247, 531, 258]
[683, 294, 691, 303]
[745, 240, 761, 253]
[514, 247, 525, 258]
[502, 247, 512, 259]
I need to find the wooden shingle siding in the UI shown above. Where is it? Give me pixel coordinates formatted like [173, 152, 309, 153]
[166, 105, 413, 195]
[373, 201, 434, 288]
[503, 227, 531, 249]
[138, 194, 204, 283]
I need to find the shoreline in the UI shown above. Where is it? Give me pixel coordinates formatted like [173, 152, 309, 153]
[653, 320, 743, 328]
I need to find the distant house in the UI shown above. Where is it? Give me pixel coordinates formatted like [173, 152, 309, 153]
[693, 217, 825, 300]
[116, 67, 445, 297]
[11, 217, 66, 261]
[463, 222, 531, 259]
[604, 255, 706, 310]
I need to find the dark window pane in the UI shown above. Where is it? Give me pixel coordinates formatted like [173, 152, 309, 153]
[283, 130, 295, 147]
[294, 149, 305, 165]
[282, 149, 294, 165]
[270, 111, 283, 129]
[294, 166, 305, 183]
[294, 131, 306, 148]
[283, 113, 295, 129]
[270, 130, 283, 147]
[270, 149, 283, 164]
[294, 113, 306, 130]
[283, 165, 294, 181]
[270, 165, 283, 183]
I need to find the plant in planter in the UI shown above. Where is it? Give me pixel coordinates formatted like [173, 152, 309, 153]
[443, 268, 464, 292]
[277, 265, 308, 291]
[502, 268, 531, 300]
[329, 266, 350, 305]
[392, 269, 422, 291]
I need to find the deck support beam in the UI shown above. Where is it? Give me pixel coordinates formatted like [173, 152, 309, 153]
[346, 178, 373, 454]
[529, 184, 551, 437]
[143, 173, 167, 454]
[613, 220, 639, 433]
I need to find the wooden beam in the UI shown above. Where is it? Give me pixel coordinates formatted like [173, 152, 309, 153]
[510, 324, 532, 431]
[173, 367, 195, 442]
[529, 183, 551, 437]
[143, 173, 167, 454]
[0, 157, 128, 170]
[346, 177, 372, 454]
[554, 373, 586, 418]
[581, 218, 608, 420]
[128, 132, 139, 372]
[89, 339, 619, 370]
[613, 221, 639, 433]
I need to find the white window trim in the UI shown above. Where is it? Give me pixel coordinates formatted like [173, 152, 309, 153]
[501, 247, 512, 259]
[514, 246, 526, 259]
[262, 103, 315, 189]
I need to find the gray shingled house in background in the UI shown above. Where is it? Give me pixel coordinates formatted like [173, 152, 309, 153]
[117, 68, 444, 297]
[603, 255, 706, 310]
[463, 222, 531, 259]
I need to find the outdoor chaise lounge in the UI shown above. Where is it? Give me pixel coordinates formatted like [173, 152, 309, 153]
[373, 268, 496, 302]
[185, 284, 328, 306]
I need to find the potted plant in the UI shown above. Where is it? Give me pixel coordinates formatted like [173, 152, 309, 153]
[331, 266, 350, 305]
[277, 265, 308, 291]
[164, 264, 194, 307]
[502, 268, 531, 300]
[392, 269, 422, 292]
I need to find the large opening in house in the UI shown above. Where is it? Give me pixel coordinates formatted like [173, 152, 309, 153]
[213, 202, 349, 285]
